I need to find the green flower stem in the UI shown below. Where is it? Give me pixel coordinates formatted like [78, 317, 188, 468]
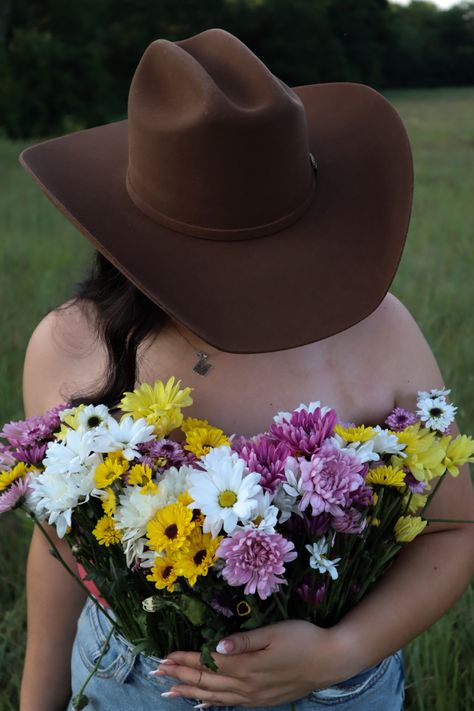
[274, 591, 289, 620]
[425, 517, 474, 524]
[72, 621, 116, 710]
[29, 512, 119, 628]
[421, 473, 446, 515]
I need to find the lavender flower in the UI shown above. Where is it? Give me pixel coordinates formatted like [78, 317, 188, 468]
[268, 407, 337, 458]
[0, 446, 16, 469]
[216, 528, 297, 600]
[12, 443, 48, 466]
[232, 435, 291, 492]
[298, 443, 365, 516]
[385, 407, 418, 432]
[210, 599, 234, 618]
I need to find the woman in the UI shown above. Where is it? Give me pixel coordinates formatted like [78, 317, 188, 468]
[18, 28, 474, 711]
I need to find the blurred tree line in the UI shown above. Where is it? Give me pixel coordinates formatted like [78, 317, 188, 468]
[0, 0, 473, 140]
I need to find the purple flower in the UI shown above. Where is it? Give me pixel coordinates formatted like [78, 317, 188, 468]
[331, 508, 367, 534]
[137, 438, 191, 471]
[0, 405, 66, 448]
[232, 435, 291, 492]
[296, 577, 327, 606]
[0, 476, 31, 513]
[404, 471, 427, 494]
[216, 528, 297, 600]
[12, 443, 48, 466]
[285, 511, 332, 538]
[298, 443, 365, 516]
[0, 446, 16, 469]
[268, 407, 337, 458]
[210, 599, 234, 618]
[385, 407, 418, 431]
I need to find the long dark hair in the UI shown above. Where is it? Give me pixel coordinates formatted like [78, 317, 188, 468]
[55, 250, 168, 409]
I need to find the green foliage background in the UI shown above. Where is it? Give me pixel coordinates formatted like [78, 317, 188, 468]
[1, 0, 474, 139]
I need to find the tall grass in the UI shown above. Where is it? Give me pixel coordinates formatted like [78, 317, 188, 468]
[1, 87, 473, 710]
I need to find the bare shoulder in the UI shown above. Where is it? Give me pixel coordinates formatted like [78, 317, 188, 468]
[366, 292, 446, 409]
[22, 298, 107, 417]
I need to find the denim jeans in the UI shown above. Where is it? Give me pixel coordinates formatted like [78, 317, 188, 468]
[66, 596, 405, 710]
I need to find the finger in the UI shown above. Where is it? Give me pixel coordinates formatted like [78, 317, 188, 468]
[153, 664, 242, 693]
[167, 684, 244, 706]
[216, 627, 272, 655]
[164, 651, 203, 669]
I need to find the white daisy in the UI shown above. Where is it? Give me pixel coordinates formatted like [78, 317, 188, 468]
[370, 426, 408, 457]
[157, 464, 194, 502]
[306, 538, 341, 580]
[236, 490, 279, 533]
[27, 462, 101, 538]
[273, 401, 332, 425]
[74, 404, 115, 431]
[326, 433, 380, 464]
[114, 485, 167, 566]
[93, 415, 156, 460]
[417, 387, 451, 401]
[417, 395, 457, 432]
[42, 426, 103, 475]
[187, 446, 262, 537]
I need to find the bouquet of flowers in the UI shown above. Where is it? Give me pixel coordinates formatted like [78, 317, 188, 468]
[1, 378, 473, 710]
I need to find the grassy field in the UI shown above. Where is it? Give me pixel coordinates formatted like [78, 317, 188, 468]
[1, 86, 473, 710]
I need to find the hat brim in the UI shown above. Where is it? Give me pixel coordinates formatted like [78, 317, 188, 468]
[19, 82, 413, 353]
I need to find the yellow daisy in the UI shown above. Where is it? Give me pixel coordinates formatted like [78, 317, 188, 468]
[0, 462, 33, 491]
[55, 404, 86, 440]
[146, 502, 195, 554]
[146, 556, 179, 592]
[365, 465, 406, 489]
[175, 529, 223, 586]
[403, 492, 429, 514]
[394, 515, 427, 542]
[92, 515, 122, 546]
[127, 463, 153, 486]
[391, 422, 446, 482]
[334, 424, 376, 442]
[119, 377, 193, 420]
[181, 417, 210, 433]
[140, 479, 159, 495]
[94, 452, 129, 489]
[442, 434, 474, 477]
[101, 487, 117, 516]
[184, 426, 231, 458]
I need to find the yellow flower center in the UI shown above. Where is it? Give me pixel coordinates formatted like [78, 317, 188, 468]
[218, 490, 237, 507]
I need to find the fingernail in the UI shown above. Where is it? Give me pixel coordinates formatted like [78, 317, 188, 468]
[193, 704, 210, 709]
[148, 669, 164, 676]
[159, 658, 174, 664]
[216, 639, 233, 654]
[161, 691, 180, 698]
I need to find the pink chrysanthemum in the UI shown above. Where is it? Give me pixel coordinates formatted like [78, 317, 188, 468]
[385, 407, 418, 431]
[0, 446, 16, 469]
[232, 435, 291, 492]
[0, 404, 67, 448]
[298, 443, 365, 516]
[0, 475, 31, 514]
[268, 407, 337, 457]
[216, 528, 297, 600]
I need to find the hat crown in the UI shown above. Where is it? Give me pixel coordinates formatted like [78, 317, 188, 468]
[126, 28, 316, 240]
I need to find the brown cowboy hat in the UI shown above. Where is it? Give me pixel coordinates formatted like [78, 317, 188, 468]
[18, 27, 413, 354]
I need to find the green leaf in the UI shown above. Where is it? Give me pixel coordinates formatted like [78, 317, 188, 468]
[72, 692, 89, 710]
[200, 644, 218, 672]
[179, 595, 208, 625]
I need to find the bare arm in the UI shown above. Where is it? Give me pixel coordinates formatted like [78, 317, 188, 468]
[332, 294, 474, 673]
[19, 306, 100, 711]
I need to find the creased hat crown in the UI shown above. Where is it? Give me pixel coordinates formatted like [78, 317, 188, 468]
[125, 28, 316, 241]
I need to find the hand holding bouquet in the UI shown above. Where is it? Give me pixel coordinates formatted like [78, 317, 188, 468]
[1, 379, 473, 710]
